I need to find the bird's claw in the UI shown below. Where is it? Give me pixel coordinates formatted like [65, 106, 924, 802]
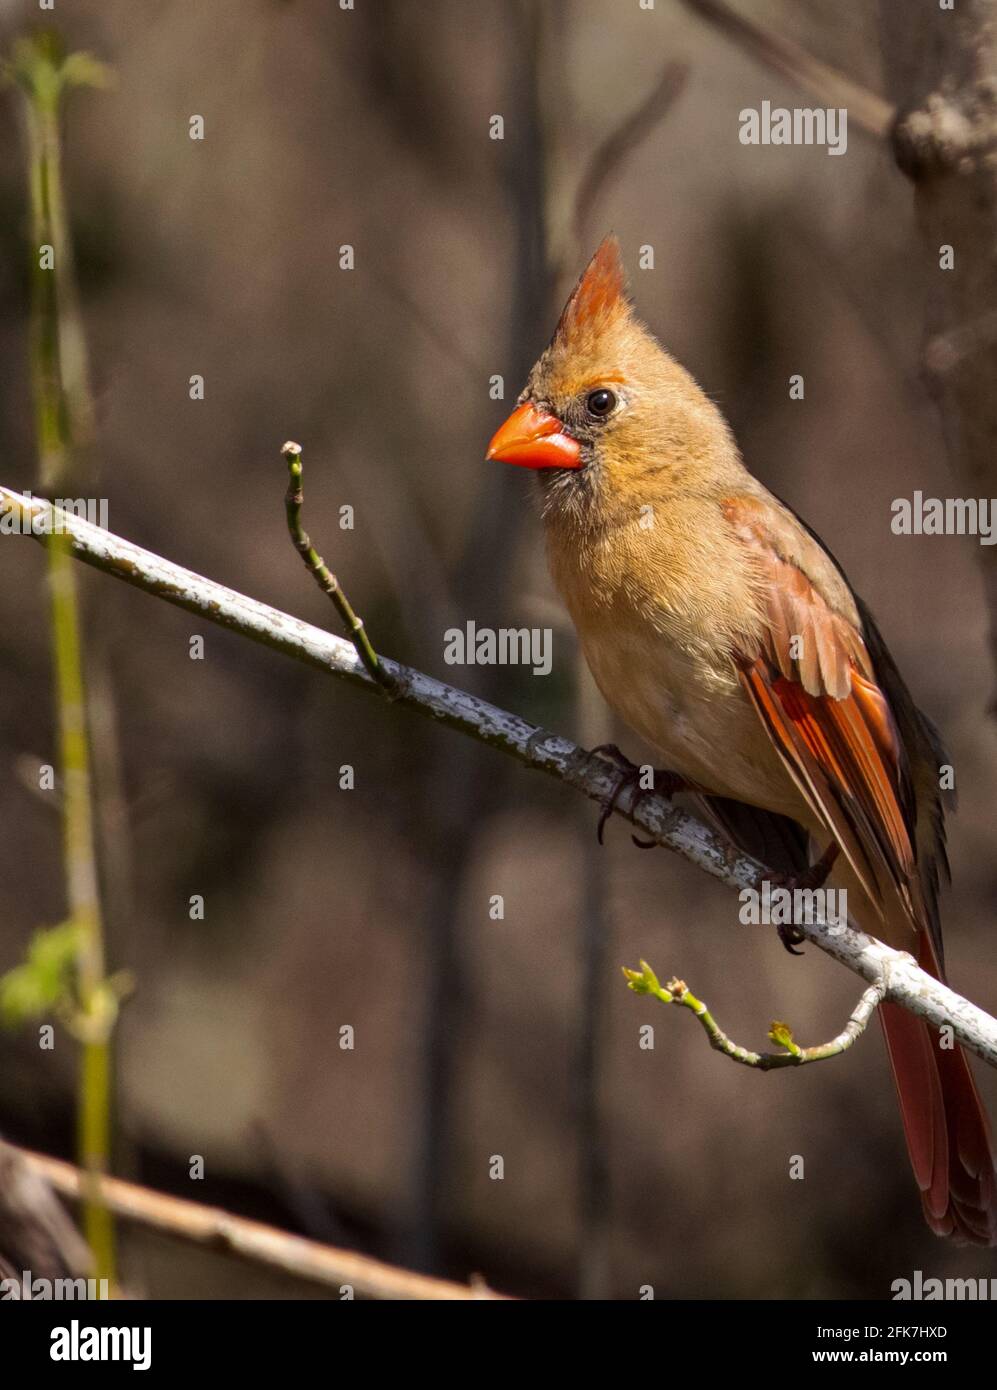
[591, 745, 639, 844]
[777, 922, 807, 956]
[589, 744, 686, 846]
[760, 842, 841, 955]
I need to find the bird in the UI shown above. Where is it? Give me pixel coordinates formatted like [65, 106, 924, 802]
[485, 233, 996, 1244]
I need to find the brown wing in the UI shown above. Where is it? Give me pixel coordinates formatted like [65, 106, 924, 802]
[722, 494, 995, 1245]
[722, 494, 919, 929]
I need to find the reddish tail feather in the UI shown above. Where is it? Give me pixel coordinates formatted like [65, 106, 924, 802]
[881, 937, 997, 1244]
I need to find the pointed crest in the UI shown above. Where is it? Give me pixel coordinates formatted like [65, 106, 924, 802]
[553, 235, 629, 347]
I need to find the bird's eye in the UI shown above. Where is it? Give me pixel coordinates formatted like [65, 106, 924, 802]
[586, 388, 617, 419]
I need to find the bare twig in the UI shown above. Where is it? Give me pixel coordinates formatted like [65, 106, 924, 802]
[680, 0, 894, 140]
[13, 1146, 508, 1300]
[3, 485, 997, 1067]
[282, 441, 396, 696]
[624, 960, 886, 1070]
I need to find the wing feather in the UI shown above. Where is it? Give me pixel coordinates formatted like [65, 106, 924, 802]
[723, 495, 918, 928]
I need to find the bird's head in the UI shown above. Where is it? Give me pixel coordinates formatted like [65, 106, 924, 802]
[486, 235, 734, 527]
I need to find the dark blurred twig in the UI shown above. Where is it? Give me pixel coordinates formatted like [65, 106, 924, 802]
[13, 1145, 509, 1300]
[624, 961, 887, 1069]
[566, 45, 689, 1301]
[3, 485, 997, 1068]
[574, 665, 611, 1300]
[573, 61, 689, 251]
[407, 0, 558, 1273]
[680, 0, 893, 139]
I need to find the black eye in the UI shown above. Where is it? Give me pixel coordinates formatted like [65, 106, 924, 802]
[586, 388, 617, 419]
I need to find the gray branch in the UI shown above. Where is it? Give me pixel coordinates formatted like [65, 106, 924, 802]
[3, 483, 996, 1069]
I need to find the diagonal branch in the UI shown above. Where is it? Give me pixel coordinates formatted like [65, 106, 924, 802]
[624, 960, 886, 1070]
[2, 483, 997, 1069]
[11, 1145, 508, 1300]
[680, 0, 894, 140]
[573, 60, 689, 250]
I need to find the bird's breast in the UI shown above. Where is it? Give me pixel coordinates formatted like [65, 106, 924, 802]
[548, 522, 805, 818]
[578, 615, 801, 815]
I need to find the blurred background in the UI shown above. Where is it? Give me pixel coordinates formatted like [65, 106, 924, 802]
[1, 0, 995, 1299]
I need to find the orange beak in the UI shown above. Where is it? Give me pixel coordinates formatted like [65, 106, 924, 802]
[485, 402, 582, 470]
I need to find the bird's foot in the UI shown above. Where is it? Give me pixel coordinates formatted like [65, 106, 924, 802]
[759, 842, 841, 955]
[776, 922, 807, 956]
[630, 770, 688, 847]
[590, 744, 639, 844]
[589, 744, 688, 847]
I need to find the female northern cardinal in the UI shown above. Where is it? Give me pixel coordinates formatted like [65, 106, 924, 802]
[486, 235, 996, 1244]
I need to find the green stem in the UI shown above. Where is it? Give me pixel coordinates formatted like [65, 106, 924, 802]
[25, 96, 67, 488]
[14, 34, 116, 1284]
[79, 1037, 114, 1272]
[623, 960, 885, 1070]
[282, 441, 397, 696]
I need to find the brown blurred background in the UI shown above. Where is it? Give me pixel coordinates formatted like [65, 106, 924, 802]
[1, 0, 996, 1298]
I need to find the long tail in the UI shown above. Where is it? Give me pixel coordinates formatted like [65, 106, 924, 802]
[880, 937, 997, 1244]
